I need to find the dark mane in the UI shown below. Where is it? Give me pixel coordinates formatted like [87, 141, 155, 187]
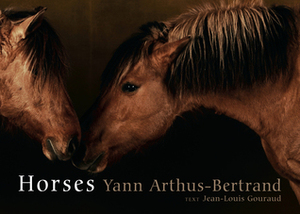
[100, 1, 298, 98]
[3, 7, 68, 86]
[99, 21, 168, 94]
[165, 1, 299, 96]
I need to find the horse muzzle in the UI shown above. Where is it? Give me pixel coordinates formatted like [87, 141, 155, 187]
[71, 142, 105, 173]
[44, 136, 79, 161]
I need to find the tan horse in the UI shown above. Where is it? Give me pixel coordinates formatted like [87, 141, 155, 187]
[0, 7, 80, 161]
[73, 1, 300, 202]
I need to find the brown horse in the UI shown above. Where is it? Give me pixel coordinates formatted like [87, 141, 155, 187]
[0, 7, 80, 161]
[73, 1, 300, 202]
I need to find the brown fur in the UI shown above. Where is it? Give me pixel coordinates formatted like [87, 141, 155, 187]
[74, 0, 300, 203]
[0, 7, 80, 161]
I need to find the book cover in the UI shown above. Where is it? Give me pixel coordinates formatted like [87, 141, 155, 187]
[0, 0, 299, 213]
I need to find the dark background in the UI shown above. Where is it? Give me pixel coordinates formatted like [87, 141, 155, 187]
[0, 0, 299, 213]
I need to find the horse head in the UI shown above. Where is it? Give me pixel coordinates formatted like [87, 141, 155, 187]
[73, 23, 190, 172]
[0, 7, 80, 161]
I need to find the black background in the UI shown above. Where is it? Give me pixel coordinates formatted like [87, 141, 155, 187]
[0, 0, 299, 213]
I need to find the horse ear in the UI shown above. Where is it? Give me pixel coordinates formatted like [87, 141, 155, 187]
[10, 7, 47, 45]
[152, 36, 190, 65]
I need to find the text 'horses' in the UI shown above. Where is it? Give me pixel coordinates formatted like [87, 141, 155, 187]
[0, 7, 80, 161]
[72, 1, 300, 202]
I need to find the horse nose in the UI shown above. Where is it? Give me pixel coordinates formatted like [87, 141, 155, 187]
[45, 136, 79, 161]
[71, 141, 88, 170]
[68, 136, 79, 155]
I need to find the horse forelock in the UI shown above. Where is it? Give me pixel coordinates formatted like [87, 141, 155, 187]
[2, 8, 68, 90]
[99, 21, 168, 96]
[165, 1, 298, 97]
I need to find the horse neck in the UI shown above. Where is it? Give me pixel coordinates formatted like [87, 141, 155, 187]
[179, 75, 300, 141]
[177, 60, 300, 183]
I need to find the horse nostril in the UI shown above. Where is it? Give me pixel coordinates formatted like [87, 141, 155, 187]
[46, 138, 52, 145]
[68, 137, 79, 155]
[45, 138, 58, 160]
[46, 138, 56, 152]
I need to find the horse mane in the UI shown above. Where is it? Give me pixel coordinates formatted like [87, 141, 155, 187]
[99, 21, 168, 94]
[2, 7, 68, 87]
[165, 1, 299, 96]
[100, 1, 298, 98]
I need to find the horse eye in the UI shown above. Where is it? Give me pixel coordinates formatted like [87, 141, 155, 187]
[122, 83, 139, 93]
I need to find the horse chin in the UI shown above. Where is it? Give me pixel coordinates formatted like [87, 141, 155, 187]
[72, 151, 107, 173]
[87, 152, 107, 173]
[88, 161, 107, 173]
